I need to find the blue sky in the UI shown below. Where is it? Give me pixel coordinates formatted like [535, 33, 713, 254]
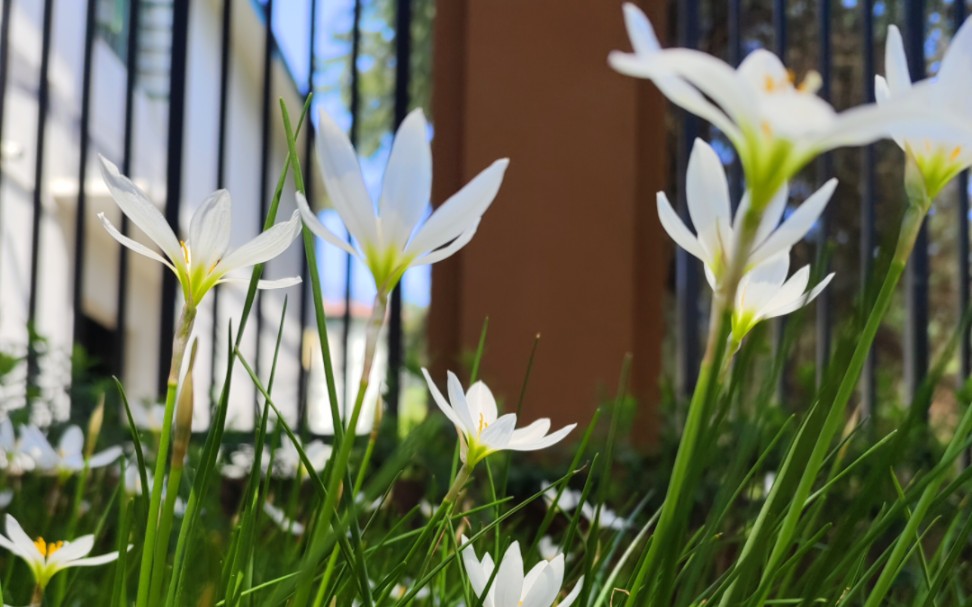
[260, 0, 432, 308]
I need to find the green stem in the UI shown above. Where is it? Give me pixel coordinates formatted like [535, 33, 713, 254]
[135, 305, 195, 607]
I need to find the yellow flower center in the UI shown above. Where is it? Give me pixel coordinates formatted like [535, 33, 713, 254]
[761, 70, 821, 94]
[477, 413, 488, 435]
[33, 537, 63, 558]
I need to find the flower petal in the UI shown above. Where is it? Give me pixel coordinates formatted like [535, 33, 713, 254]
[378, 109, 432, 247]
[98, 214, 176, 272]
[98, 155, 184, 269]
[508, 418, 552, 450]
[315, 108, 379, 246]
[748, 179, 836, 269]
[188, 189, 232, 270]
[507, 423, 576, 452]
[446, 371, 477, 432]
[421, 368, 465, 430]
[58, 426, 84, 458]
[461, 536, 489, 597]
[479, 414, 518, 451]
[87, 446, 123, 468]
[216, 211, 302, 275]
[47, 535, 93, 566]
[217, 276, 302, 290]
[686, 140, 732, 262]
[494, 542, 525, 607]
[558, 576, 585, 607]
[5, 515, 42, 561]
[622, 3, 660, 55]
[884, 25, 911, 97]
[656, 192, 706, 262]
[61, 551, 121, 568]
[405, 159, 508, 256]
[410, 221, 479, 267]
[521, 556, 562, 607]
[295, 193, 358, 257]
[465, 381, 499, 426]
[763, 271, 834, 319]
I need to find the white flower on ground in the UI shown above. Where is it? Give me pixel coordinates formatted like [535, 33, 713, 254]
[609, 3, 964, 209]
[461, 536, 582, 607]
[657, 139, 836, 289]
[262, 502, 305, 536]
[542, 484, 627, 531]
[0, 419, 34, 476]
[121, 464, 186, 516]
[731, 254, 833, 342]
[270, 439, 331, 479]
[19, 425, 121, 476]
[0, 514, 122, 589]
[422, 370, 576, 466]
[97, 156, 302, 308]
[296, 108, 509, 293]
[877, 20, 972, 198]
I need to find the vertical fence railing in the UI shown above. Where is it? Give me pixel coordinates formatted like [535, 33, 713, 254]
[0, 0, 11, 251]
[254, 0, 274, 396]
[671, 0, 969, 413]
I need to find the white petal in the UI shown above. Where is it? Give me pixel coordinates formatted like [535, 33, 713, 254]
[461, 538, 489, 597]
[188, 189, 232, 269]
[750, 183, 789, 248]
[58, 426, 84, 458]
[940, 17, 972, 90]
[507, 423, 576, 452]
[216, 211, 302, 275]
[884, 25, 912, 96]
[447, 371, 477, 432]
[558, 577, 585, 607]
[465, 381, 499, 426]
[410, 221, 479, 267]
[378, 109, 432, 246]
[521, 560, 560, 607]
[0, 533, 31, 561]
[686, 140, 732, 262]
[5, 515, 42, 561]
[656, 192, 707, 262]
[480, 414, 517, 451]
[405, 159, 508, 256]
[315, 108, 379, 246]
[217, 276, 302, 290]
[748, 179, 836, 269]
[508, 419, 552, 450]
[61, 551, 120, 568]
[0, 419, 13, 450]
[98, 214, 176, 272]
[421, 368, 465, 430]
[296, 192, 358, 257]
[98, 155, 184, 269]
[87, 446, 123, 468]
[494, 542, 525, 607]
[621, 3, 660, 55]
[763, 272, 834, 319]
[47, 535, 93, 566]
[654, 48, 759, 129]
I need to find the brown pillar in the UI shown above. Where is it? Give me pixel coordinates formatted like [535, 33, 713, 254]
[428, 0, 668, 447]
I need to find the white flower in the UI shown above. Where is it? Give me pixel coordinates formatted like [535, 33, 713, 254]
[296, 108, 509, 293]
[128, 402, 167, 433]
[461, 537, 582, 607]
[0, 419, 34, 476]
[97, 156, 302, 308]
[121, 464, 186, 515]
[542, 484, 627, 531]
[19, 425, 121, 476]
[262, 502, 305, 535]
[657, 139, 836, 288]
[731, 254, 833, 342]
[269, 439, 331, 479]
[876, 20, 972, 197]
[0, 514, 122, 589]
[609, 3, 962, 209]
[422, 370, 576, 465]
[0, 491, 11, 510]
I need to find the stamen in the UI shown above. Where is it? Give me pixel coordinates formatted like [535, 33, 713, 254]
[33, 537, 63, 558]
[797, 71, 822, 94]
[951, 146, 963, 162]
[760, 121, 773, 138]
[478, 412, 487, 435]
[180, 240, 191, 265]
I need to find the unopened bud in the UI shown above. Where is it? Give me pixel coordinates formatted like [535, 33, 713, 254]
[85, 396, 105, 461]
[172, 340, 198, 469]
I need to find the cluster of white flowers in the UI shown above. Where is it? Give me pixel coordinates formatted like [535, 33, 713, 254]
[0, 418, 121, 479]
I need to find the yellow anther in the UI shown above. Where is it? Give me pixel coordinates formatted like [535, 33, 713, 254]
[951, 146, 963, 162]
[180, 240, 191, 265]
[33, 537, 63, 558]
[797, 71, 822, 94]
[760, 121, 773, 138]
[478, 413, 487, 435]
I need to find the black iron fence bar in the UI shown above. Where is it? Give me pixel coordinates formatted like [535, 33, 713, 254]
[388, 0, 413, 418]
[116, 0, 142, 381]
[26, 0, 55, 405]
[676, 0, 702, 398]
[772, 0, 787, 400]
[157, 0, 191, 393]
[728, 0, 743, 208]
[211, 0, 234, 398]
[955, 0, 970, 382]
[904, 0, 929, 396]
[254, 0, 274, 396]
[861, 0, 878, 418]
[298, 0, 318, 431]
[342, 0, 363, 411]
[71, 0, 99, 382]
[815, 0, 834, 386]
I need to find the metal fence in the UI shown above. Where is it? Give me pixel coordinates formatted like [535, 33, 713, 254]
[0, 0, 416, 431]
[671, 0, 971, 414]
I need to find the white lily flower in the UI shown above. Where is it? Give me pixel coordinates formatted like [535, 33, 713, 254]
[422, 369, 576, 465]
[876, 20, 972, 197]
[262, 502, 305, 536]
[97, 156, 302, 308]
[657, 139, 836, 287]
[461, 536, 582, 607]
[19, 425, 121, 476]
[270, 438, 332, 479]
[296, 108, 509, 293]
[128, 402, 167, 433]
[542, 484, 627, 531]
[0, 514, 122, 589]
[731, 253, 833, 342]
[610, 3, 962, 209]
[0, 419, 34, 476]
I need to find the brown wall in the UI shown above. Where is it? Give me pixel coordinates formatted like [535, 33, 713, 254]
[428, 0, 668, 446]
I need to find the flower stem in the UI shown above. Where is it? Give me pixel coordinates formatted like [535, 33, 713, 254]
[135, 304, 195, 607]
[30, 584, 43, 607]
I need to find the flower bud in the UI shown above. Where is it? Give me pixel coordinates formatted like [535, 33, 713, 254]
[84, 396, 105, 461]
[172, 340, 198, 470]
